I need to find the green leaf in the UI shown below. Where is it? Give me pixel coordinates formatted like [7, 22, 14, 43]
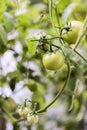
[56, 0, 69, 13]
[3, 12, 15, 32]
[0, 39, 7, 54]
[25, 79, 46, 93]
[62, 2, 77, 24]
[37, 82, 46, 94]
[0, 1, 7, 14]
[0, 24, 7, 45]
[17, 14, 31, 28]
[27, 38, 37, 57]
[32, 92, 45, 107]
[7, 70, 24, 81]
[24, 79, 37, 92]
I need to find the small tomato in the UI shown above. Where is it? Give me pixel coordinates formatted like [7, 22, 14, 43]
[27, 114, 39, 125]
[42, 51, 64, 70]
[18, 107, 30, 117]
[62, 21, 83, 44]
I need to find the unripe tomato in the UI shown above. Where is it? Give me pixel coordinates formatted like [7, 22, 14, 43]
[18, 107, 30, 117]
[62, 21, 83, 44]
[27, 114, 39, 125]
[42, 51, 64, 70]
[2, 97, 17, 112]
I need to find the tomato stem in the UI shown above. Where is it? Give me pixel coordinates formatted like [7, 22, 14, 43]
[1, 106, 17, 123]
[36, 61, 71, 114]
[69, 76, 87, 111]
[31, 36, 62, 42]
[14, 117, 26, 124]
[48, 0, 59, 34]
[55, 8, 61, 29]
[74, 50, 87, 63]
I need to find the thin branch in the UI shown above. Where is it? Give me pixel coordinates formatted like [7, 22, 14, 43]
[36, 61, 71, 114]
[14, 118, 26, 124]
[55, 8, 61, 29]
[1, 106, 16, 124]
[74, 50, 87, 63]
[31, 36, 62, 42]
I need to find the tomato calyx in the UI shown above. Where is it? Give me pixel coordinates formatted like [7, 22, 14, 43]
[60, 22, 72, 36]
[37, 41, 49, 52]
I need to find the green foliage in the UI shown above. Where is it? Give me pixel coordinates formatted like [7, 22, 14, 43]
[0, 0, 7, 15]
[7, 70, 24, 81]
[0, 24, 7, 45]
[3, 12, 15, 32]
[27, 37, 37, 57]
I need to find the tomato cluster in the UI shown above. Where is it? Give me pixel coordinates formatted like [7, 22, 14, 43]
[40, 21, 83, 70]
[17, 106, 39, 125]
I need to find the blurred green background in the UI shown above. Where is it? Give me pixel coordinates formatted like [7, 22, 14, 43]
[0, 0, 87, 130]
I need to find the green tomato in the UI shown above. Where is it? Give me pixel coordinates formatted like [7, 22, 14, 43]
[27, 114, 39, 125]
[2, 97, 17, 112]
[62, 21, 83, 44]
[42, 51, 64, 70]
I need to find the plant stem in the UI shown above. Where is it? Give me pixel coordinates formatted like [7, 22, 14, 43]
[74, 50, 87, 63]
[69, 76, 87, 111]
[36, 61, 71, 114]
[48, 0, 59, 34]
[49, 42, 61, 49]
[14, 118, 26, 124]
[72, 29, 86, 51]
[48, 0, 54, 29]
[1, 106, 17, 123]
[55, 8, 61, 28]
[31, 36, 62, 42]
[54, 7, 64, 45]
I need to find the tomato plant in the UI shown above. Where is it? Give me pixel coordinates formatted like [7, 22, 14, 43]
[0, 0, 87, 130]
[42, 51, 64, 70]
[62, 21, 83, 44]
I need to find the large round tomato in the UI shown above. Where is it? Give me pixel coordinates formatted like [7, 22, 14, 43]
[62, 21, 83, 44]
[42, 51, 64, 70]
